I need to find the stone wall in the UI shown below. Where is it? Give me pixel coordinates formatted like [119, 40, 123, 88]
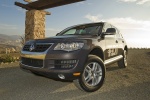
[25, 10, 46, 41]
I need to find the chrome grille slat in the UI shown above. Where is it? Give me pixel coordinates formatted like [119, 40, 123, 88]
[23, 43, 52, 52]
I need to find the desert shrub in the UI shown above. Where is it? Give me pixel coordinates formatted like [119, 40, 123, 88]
[20, 35, 25, 46]
[0, 54, 16, 63]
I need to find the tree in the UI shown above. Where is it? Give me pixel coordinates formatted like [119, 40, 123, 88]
[20, 35, 25, 46]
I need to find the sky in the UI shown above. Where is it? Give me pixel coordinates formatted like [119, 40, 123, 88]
[0, 0, 150, 48]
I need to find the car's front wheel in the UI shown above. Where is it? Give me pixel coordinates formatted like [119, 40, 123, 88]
[73, 55, 105, 92]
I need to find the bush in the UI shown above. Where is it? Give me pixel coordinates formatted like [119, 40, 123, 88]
[0, 55, 16, 63]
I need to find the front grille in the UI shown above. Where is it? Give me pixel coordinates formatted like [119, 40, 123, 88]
[23, 43, 52, 52]
[48, 60, 78, 69]
[21, 57, 43, 68]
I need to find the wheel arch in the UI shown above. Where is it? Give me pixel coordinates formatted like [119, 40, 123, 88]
[89, 47, 104, 61]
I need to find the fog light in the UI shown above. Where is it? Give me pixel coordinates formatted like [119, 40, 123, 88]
[58, 74, 65, 79]
[60, 60, 77, 69]
[60, 60, 77, 64]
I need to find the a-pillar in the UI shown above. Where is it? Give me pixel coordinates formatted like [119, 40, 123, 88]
[25, 10, 48, 42]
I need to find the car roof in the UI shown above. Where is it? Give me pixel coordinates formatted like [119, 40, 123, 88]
[68, 22, 106, 28]
[76, 22, 105, 26]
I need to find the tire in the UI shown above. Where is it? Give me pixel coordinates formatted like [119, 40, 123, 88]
[73, 55, 105, 92]
[117, 50, 127, 68]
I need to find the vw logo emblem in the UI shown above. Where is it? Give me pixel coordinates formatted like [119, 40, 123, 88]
[29, 43, 35, 51]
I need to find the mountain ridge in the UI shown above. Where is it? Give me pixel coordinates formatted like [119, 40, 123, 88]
[0, 34, 22, 53]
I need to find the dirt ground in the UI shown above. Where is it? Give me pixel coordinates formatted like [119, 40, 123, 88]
[0, 49, 150, 100]
[0, 62, 19, 68]
[0, 49, 150, 82]
[104, 49, 150, 92]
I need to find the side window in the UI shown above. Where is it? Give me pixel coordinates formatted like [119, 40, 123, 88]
[63, 29, 76, 35]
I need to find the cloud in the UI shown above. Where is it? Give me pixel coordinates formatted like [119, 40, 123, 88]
[136, 0, 150, 4]
[107, 17, 150, 31]
[78, 2, 85, 4]
[106, 17, 150, 47]
[85, 14, 150, 47]
[76, 1, 92, 6]
[85, 14, 150, 31]
[119, 0, 137, 2]
[0, 24, 17, 30]
[118, 0, 150, 5]
[85, 14, 102, 22]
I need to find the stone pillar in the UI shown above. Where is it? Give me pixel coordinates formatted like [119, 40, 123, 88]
[25, 10, 46, 41]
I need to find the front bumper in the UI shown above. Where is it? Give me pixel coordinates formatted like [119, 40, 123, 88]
[20, 49, 89, 80]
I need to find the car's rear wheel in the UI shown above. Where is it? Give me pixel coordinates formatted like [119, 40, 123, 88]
[118, 50, 127, 68]
[73, 55, 105, 92]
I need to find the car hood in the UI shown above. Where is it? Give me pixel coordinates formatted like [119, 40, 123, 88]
[27, 35, 98, 44]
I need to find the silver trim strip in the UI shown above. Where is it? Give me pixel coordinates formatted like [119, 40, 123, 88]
[21, 52, 46, 59]
[104, 55, 123, 65]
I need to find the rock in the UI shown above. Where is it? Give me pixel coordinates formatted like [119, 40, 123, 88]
[25, 10, 46, 41]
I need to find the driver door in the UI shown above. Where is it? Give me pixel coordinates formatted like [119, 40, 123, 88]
[103, 23, 119, 60]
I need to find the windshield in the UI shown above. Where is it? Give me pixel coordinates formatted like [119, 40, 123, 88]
[59, 24, 102, 36]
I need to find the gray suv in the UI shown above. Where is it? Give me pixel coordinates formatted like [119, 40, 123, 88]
[20, 22, 128, 92]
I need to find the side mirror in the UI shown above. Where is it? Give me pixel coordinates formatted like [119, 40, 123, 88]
[105, 28, 116, 35]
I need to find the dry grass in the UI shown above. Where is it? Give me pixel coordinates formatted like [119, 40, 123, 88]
[0, 53, 20, 57]
[0, 53, 20, 68]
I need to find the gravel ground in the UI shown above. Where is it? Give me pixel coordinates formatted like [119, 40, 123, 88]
[0, 49, 150, 100]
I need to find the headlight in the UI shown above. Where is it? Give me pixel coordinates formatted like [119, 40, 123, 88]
[54, 43, 84, 51]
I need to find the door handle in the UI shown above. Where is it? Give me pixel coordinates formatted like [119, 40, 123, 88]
[116, 40, 118, 43]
